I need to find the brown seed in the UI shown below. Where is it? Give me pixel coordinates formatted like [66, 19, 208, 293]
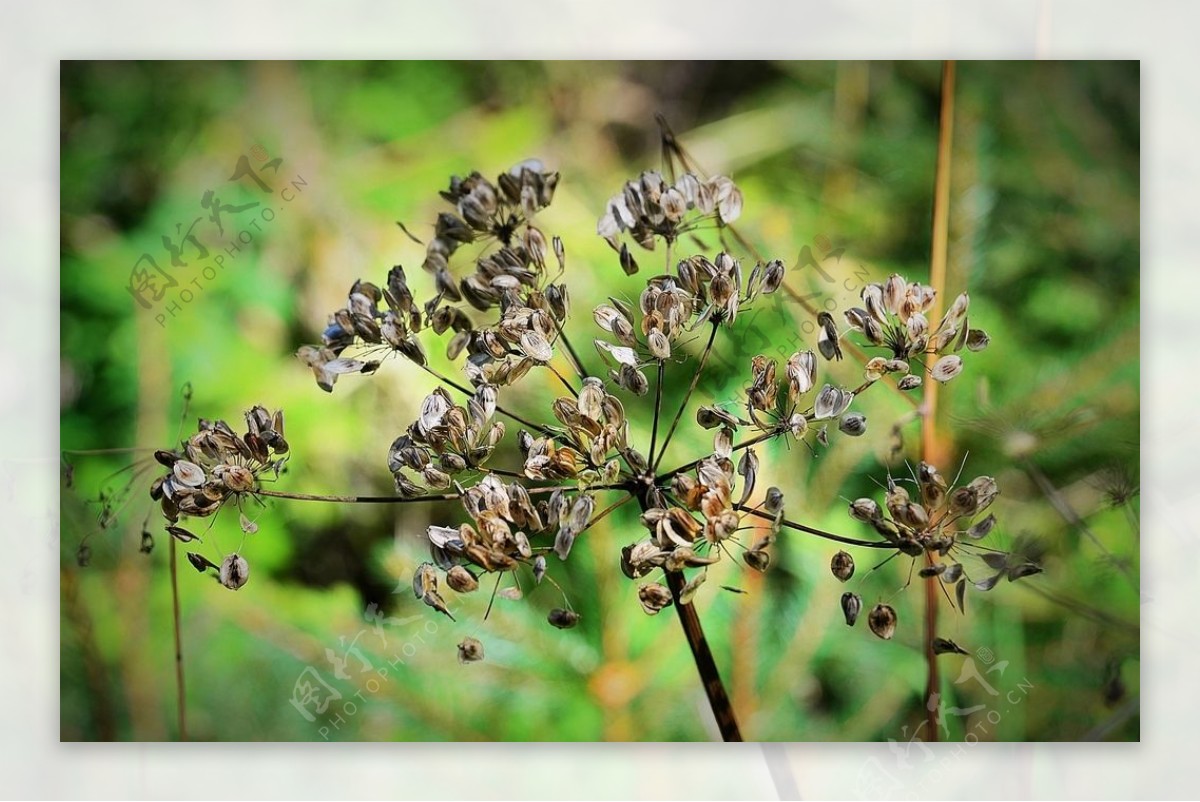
[457, 636, 485, 664]
[868, 603, 897, 640]
[841, 592, 862, 626]
[548, 608, 580, 629]
[932, 637, 969, 656]
[446, 565, 479, 593]
[830, 550, 855, 582]
[637, 582, 673, 615]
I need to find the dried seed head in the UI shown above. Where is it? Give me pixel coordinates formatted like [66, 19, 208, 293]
[830, 550, 855, 582]
[868, 603, 897, 640]
[219, 553, 250, 590]
[457, 636, 485, 664]
[841, 592, 862, 626]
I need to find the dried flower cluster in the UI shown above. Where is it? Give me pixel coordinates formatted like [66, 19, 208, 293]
[148, 406, 288, 589]
[78, 142, 1034, 745]
[843, 275, 989, 387]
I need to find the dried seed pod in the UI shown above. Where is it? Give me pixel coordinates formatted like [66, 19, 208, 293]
[898, 374, 922, 391]
[548, 608, 580, 629]
[219, 553, 250, 590]
[868, 603, 897, 640]
[841, 592, 862, 626]
[838, 413, 867, 437]
[166, 525, 200, 543]
[764, 486, 785, 515]
[930, 354, 964, 383]
[817, 312, 843, 361]
[830, 550, 855, 582]
[932, 637, 969, 656]
[186, 552, 216, 573]
[446, 565, 479, 593]
[966, 329, 991, 352]
[532, 554, 547, 584]
[678, 572, 707, 605]
[172, 460, 205, 488]
[637, 582, 674, 615]
[849, 498, 881, 522]
[457, 636, 485, 664]
[967, 514, 997, 540]
[743, 548, 771, 572]
[918, 563, 946, 578]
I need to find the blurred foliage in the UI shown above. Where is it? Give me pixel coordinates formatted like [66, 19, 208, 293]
[60, 61, 1139, 742]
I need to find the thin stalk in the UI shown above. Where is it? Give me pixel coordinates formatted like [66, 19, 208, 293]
[649, 360, 665, 467]
[655, 377, 883, 484]
[658, 428, 780, 484]
[633, 488, 742, 741]
[734, 505, 895, 549]
[919, 59, 957, 743]
[419, 363, 552, 436]
[548, 362, 579, 396]
[652, 322, 719, 472]
[1024, 458, 1139, 591]
[169, 535, 187, 741]
[254, 483, 627, 505]
[556, 328, 589, 382]
[664, 569, 742, 741]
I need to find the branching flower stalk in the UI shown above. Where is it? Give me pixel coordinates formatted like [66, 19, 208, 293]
[71, 125, 1041, 743]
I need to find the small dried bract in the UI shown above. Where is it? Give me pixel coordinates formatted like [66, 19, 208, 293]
[457, 636, 485, 664]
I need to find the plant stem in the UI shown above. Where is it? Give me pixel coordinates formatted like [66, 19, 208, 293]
[633, 489, 742, 741]
[419, 363, 552, 436]
[734, 505, 895, 549]
[652, 322, 718, 472]
[254, 483, 627, 505]
[664, 569, 742, 741]
[169, 534, 187, 741]
[649, 360, 665, 466]
[556, 327, 589, 381]
[919, 59, 957, 743]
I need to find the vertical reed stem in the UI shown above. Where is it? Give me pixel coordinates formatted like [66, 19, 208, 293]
[921, 59, 956, 742]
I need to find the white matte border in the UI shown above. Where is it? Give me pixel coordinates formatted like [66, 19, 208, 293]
[8, 0, 1187, 798]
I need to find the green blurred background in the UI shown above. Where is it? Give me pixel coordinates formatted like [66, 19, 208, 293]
[59, 61, 1139, 741]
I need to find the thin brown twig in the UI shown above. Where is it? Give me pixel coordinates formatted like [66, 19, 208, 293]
[734, 505, 895, 549]
[254, 483, 628, 505]
[419, 363, 553, 436]
[169, 534, 187, 741]
[652, 322, 719, 472]
[919, 59, 956, 743]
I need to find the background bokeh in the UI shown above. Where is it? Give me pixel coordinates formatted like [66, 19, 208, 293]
[59, 60, 1139, 742]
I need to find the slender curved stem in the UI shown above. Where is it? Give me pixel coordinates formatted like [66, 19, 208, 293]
[633, 488, 742, 741]
[649, 360, 665, 466]
[652, 322, 719, 473]
[919, 59, 957, 742]
[419, 363, 553, 436]
[168, 535, 187, 741]
[254, 482, 628, 505]
[734, 505, 895, 549]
